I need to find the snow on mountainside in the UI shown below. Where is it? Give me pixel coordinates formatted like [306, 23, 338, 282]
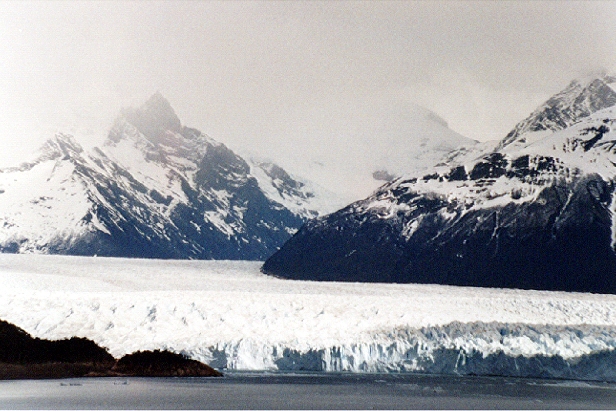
[3, 254, 616, 381]
[247, 158, 346, 217]
[365, 103, 478, 180]
[263, 74, 616, 293]
[498, 72, 616, 150]
[251, 101, 479, 203]
[0, 93, 330, 260]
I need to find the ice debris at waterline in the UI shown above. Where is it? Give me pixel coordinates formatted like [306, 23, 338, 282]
[2, 255, 616, 381]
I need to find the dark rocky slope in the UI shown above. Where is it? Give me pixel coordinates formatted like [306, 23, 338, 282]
[263, 75, 616, 293]
[0, 320, 221, 379]
[263, 164, 616, 293]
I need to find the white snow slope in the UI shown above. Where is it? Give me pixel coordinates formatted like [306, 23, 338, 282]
[246, 101, 478, 204]
[1, 254, 616, 381]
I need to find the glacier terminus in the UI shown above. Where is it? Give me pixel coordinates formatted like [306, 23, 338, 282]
[2, 254, 616, 382]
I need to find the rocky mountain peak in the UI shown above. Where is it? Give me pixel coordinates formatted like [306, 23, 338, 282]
[40, 134, 84, 160]
[122, 92, 182, 142]
[498, 73, 616, 150]
[0, 92, 329, 260]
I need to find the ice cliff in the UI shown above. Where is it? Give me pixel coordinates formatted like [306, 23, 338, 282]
[1, 255, 616, 382]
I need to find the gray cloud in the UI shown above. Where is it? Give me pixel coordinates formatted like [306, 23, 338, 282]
[0, 0, 614, 167]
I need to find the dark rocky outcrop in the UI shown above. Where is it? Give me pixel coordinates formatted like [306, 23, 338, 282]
[0, 319, 113, 366]
[0, 320, 221, 379]
[0, 319, 114, 379]
[112, 350, 222, 377]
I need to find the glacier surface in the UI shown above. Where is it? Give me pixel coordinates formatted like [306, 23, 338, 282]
[1, 254, 616, 381]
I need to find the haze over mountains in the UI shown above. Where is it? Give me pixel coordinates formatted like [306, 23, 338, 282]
[0, 93, 476, 261]
[5, 71, 616, 295]
[263, 73, 616, 294]
[0, 94, 333, 260]
[248, 101, 477, 202]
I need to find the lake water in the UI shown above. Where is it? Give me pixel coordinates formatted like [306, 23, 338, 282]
[0, 372, 615, 409]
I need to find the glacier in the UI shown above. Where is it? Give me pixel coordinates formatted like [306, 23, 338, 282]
[1, 254, 616, 381]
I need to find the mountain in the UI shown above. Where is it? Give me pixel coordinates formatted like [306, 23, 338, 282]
[498, 72, 616, 150]
[248, 101, 478, 203]
[262, 74, 616, 293]
[0, 93, 329, 260]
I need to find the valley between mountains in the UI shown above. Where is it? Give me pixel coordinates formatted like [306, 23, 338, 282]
[3, 74, 616, 382]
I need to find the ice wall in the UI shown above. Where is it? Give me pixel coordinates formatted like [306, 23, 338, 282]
[2, 255, 616, 382]
[2, 292, 616, 381]
[180, 322, 616, 382]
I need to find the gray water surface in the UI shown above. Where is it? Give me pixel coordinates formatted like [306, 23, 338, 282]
[0, 373, 615, 409]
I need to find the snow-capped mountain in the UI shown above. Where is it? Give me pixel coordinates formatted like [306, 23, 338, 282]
[360, 102, 478, 181]
[249, 101, 478, 203]
[0, 93, 329, 260]
[498, 72, 616, 150]
[263, 74, 616, 293]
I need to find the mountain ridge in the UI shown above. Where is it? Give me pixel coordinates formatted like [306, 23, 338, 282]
[0, 94, 326, 260]
[262, 73, 616, 293]
[498, 73, 616, 150]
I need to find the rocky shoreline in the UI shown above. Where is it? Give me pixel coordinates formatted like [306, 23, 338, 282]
[0, 320, 222, 379]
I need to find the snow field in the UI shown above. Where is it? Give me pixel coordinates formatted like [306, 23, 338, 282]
[0, 153, 92, 250]
[1, 254, 616, 379]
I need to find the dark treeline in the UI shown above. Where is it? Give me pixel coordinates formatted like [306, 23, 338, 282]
[0, 320, 221, 379]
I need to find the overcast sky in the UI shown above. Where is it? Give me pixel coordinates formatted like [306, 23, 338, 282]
[1, 0, 615, 167]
